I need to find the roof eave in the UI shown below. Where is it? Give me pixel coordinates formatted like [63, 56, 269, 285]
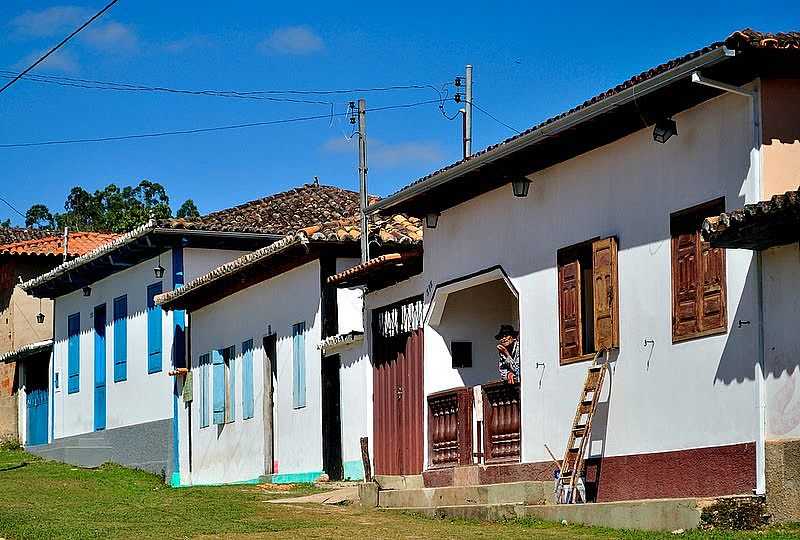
[368, 46, 734, 216]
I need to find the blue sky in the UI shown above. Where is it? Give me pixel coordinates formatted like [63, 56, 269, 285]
[0, 1, 797, 225]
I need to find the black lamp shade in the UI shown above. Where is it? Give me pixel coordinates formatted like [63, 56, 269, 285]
[425, 212, 440, 229]
[653, 117, 677, 144]
[82, 286, 91, 297]
[36, 312, 45, 324]
[512, 177, 532, 197]
[154, 265, 166, 278]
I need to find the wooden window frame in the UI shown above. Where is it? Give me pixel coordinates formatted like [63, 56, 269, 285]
[670, 198, 728, 343]
[557, 236, 619, 365]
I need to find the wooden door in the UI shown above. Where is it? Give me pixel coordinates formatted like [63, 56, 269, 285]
[93, 303, 107, 432]
[262, 334, 276, 475]
[321, 355, 343, 480]
[373, 328, 424, 476]
[25, 361, 49, 446]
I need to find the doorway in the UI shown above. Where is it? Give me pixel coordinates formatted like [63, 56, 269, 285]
[262, 334, 276, 475]
[321, 354, 343, 480]
[25, 360, 49, 446]
[94, 303, 107, 431]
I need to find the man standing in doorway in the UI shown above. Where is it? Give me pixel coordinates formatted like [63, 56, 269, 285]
[495, 325, 520, 384]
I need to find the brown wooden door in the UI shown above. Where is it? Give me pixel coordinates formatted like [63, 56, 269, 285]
[373, 328, 424, 476]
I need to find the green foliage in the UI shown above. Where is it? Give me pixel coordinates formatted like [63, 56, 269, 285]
[24, 204, 55, 229]
[27, 180, 174, 234]
[0, 218, 9, 227]
[176, 198, 200, 219]
[0, 436, 21, 451]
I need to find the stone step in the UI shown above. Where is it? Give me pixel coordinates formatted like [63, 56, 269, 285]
[377, 481, 552, 509]
[519, 497, 704, 531]
[373, 474, 424, 491]
[381, 503, 521, 521]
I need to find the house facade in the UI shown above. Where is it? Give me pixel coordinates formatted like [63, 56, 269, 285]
[351, 29, 800, 504]
[19, 184, 369, 484]
[155, 215, 421, 486]
[0, 230, 116, 446]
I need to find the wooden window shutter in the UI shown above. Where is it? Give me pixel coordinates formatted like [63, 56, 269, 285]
[558, 260, 583, 360]
[699, 237, 727, 332]
[671, 231, 700, 339]
[592, 237, 619, 350]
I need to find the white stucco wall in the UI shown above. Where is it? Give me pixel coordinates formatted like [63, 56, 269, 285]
[338, 344, 371, 477]
[49, 247, 247, 443]
[184, 259, 323, 484]
[763, 243, 800, 440]
[368, 92, 761, 471]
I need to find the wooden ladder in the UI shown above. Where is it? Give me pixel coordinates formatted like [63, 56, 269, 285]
[556, 349, 608, 504]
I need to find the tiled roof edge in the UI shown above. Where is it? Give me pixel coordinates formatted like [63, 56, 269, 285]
[0, 339, 53, 364]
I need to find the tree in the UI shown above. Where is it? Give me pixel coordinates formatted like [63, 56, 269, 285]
[176, 199, 200, 219]
[50, 180, 174, 233]
[25, 204, 55, 229]
[0, 219, 9, 228]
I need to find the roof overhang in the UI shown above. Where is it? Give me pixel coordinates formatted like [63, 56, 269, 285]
[703, 188, 800, 250]
[0, 340, 53, 364]
[318, 331, 364, 356]
[369, 46, 800, 217]
[327, 251, 423, 290]
[427, 266, 518, 327]
[21, 220, 283, 299]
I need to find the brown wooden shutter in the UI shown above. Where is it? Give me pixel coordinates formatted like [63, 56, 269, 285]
[558, 259, 583, 360]
[699, 237, 727, 332]
[592, 237, 619, 350]
[671, 231, 700, 340]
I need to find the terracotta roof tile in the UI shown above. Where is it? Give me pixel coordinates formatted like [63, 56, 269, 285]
[0, 228, 56, 245]
[381, 29, 800, 205]
[162, 183, 380, 235]
[0, 231, 118, 257]
[306, 213, 422, 245]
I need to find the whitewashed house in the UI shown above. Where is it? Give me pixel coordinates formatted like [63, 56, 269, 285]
[155, 214, 421, 486]
[337, 29, 800, 509]
[19, 184, 368, 485]
[704, 188, 800, 521]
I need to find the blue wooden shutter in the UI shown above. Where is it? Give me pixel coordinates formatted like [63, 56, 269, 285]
[199, 354, 210, 428]
[113, 295, 127, 382]
[242, 339, 254, 420]
[67, 313, 80, 393]
[147, 282, 163, 373]
[212, 349, 225, 425]
[228, 346, 236, 422]
[292, 322, 306, 408]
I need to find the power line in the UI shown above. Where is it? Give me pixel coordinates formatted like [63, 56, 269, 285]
[0, 0, 121, 95]
[467, 99, 521, 135]
[0, 195, 26, 219]
[0, 98, 447, 149]
[0, 70, 443, 102]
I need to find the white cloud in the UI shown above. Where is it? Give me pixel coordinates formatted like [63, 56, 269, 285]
[259, 25, 324, 56]
[162, 35, 211, 54]
[10, 5, 138, 54]
[82, 21, 138, 52]
[10, 6, 88, 37]
[323, 137, 444, 168]
[16, 49, 80, 74]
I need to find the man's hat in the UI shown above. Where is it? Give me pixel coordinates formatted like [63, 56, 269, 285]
[495, 324, 519, 340]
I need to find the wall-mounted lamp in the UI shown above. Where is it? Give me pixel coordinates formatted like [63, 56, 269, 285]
[425, 212, 440, 229]
[82, 286, 92, 297]
[154, 252, 165, 279]
[36, 312, 45, 324]
[512, 177, 532, 198]
[653, 117, 677, 144]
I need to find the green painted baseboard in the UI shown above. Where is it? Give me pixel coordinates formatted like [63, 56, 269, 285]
[270, 471, 324, 484]
[343, 460, 365, 481]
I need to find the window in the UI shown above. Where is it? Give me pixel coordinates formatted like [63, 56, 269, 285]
[242, 339, 254, 420]
[212, 346, 236, 425]
[451, 341, 473, 368]
[671, 199, 727, 342]
[113, 295, 127, 382]
[557, 237, 619, 364]
[67, 313, 80, 393]
[292, 322, 306, 409]
[146, 282, 162, 373]
[199, 353, 210, 428]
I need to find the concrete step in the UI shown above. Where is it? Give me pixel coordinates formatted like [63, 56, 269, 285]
[76, 436, 108, 448]
[378, 481, 552, 509]
[373, 474, 424, 491]
[520, 497, 703, 531]
[28, 444, 113, 469]
[381, 503, 521, 521]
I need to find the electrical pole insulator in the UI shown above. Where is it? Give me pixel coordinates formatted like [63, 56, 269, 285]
[455, 77, 462, 87]
[454, 93, 461, 103]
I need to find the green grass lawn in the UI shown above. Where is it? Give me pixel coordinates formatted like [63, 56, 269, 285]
[2, 448, 800, 539]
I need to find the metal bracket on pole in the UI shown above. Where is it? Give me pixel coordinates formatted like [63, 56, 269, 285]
[691, 72, 755, 99]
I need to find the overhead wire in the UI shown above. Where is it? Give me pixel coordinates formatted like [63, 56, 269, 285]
[0, 0, 121, 95]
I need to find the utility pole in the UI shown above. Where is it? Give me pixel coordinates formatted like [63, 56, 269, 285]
[357, 98, 369, 263]
[464, 64, 473, 158]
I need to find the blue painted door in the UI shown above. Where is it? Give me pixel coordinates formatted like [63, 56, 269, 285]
[94, 303, 107, 431]
[25, 362, 49, 446]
